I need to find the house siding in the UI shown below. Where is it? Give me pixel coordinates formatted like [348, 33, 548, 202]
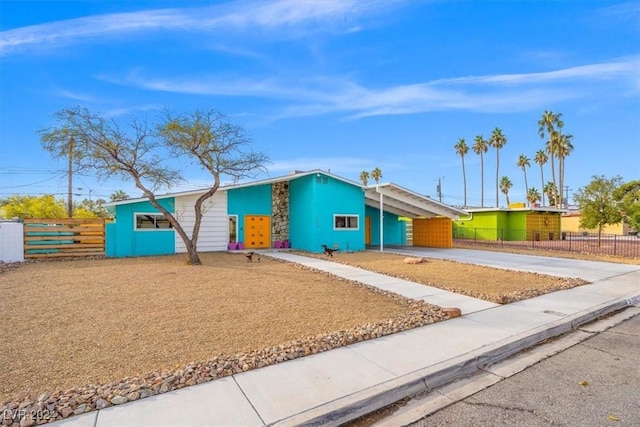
[106, 198, 176, 257]
[290, 174, 365, 252]
[174, 192, 228, 253]
[227, 184, 272, 246]
[365, 205, 406, 245]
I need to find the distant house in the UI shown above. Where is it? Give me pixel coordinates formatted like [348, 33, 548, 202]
[453, 207, 564, 241]
[561, 211, 632, 236]
[104, 170, 467, 258]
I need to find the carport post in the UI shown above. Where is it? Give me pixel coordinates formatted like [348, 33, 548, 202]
[379, 189, 384, 252]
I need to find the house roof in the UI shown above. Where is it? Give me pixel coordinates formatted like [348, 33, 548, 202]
[364, 183, 468, 219]
[103, 171, 467, 219]
[103, 169, 362, 208]
[463, 207, 566, 214]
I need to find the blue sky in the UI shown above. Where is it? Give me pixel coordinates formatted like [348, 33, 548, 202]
[1, 0, 639, 208]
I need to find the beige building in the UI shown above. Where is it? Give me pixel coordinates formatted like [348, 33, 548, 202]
[561, 212, 631, 235]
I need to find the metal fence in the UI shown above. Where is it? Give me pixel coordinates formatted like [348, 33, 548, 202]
[453, 228, 640, 258]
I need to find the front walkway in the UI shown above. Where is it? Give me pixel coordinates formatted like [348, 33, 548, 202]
[50, 248, 640, 427]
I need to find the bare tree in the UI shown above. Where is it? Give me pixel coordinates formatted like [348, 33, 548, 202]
[39, 106, 268, 265]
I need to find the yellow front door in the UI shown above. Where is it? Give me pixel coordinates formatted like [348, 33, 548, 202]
[244, 215, 271, 249]
[365, 216, 371, 245]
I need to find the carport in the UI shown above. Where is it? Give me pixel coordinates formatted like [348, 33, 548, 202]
[364, 183, 468, 251]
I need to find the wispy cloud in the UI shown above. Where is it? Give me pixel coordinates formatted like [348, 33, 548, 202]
[49, 88, 97, 103]
[0, 0, 391, 55]
[103, 56, 640, 120]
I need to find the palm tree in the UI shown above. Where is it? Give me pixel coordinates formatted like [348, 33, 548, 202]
[472, 135, 488, 207]
[544, 181, 557, 206]
[359, 170, 370, 186]
[517, 154, 531, 205]
[499, 176, 512, 206]
[556, 133, 573, 208]
[110, 190, 130, 202]
[538, 110, 563, 204]
[527, 187, 541, 207]
[454, 138, 469, 207]
[534, 149, 548, 206]
[489, 127, 507, 207]
[370, 167, 383, 184]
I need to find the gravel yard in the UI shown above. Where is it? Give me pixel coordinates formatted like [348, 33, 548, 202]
[299, 251, 588, 304]
[0, 249, 586, 425]
[0, 251, 445, 421]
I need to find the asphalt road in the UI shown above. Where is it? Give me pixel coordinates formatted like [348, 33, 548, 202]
[410, 313, 640, 427]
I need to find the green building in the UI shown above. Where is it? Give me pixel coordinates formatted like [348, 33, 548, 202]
[453, 207, 564, 241]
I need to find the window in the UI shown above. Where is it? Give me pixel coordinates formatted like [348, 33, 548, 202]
[334, 214, 359, 230]
[135, 213, 173, 230]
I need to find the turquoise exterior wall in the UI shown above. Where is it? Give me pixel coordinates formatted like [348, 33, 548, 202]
[365, 206, 406, 245]
[227, 184, 272, 244]
[106, 198, 176, 257]
[289, 174, 365, 252]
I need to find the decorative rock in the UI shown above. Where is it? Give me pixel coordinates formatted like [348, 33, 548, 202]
[60, 407, 74, 418]
[159, 383, 170, 394]
[95, 399, 108, 409]
[73, 404, 87, 415]
[403, 257, 425, 264]
[442, 307, 462, 318]
[36, 392, 50, 403]
[19, 414, 35, 427]
[126, 392, 139, 401]
[110, 396, 127, 405]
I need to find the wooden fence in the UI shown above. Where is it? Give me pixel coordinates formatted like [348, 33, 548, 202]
[23, 218, 105, 259]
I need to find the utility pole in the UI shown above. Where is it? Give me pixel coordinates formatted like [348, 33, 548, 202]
[437, 177, 443, 203]
[67, 136, 74, 218]
[563, 186, 571, 209]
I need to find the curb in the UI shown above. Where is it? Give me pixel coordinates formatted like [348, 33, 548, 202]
[272, 292, 640, 427]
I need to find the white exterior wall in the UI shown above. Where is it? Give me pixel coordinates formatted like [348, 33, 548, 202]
[0, 221, 25, 263]
[174, 192, 228, 253]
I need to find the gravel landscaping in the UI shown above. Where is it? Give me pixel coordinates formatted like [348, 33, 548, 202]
[297, 250, 588, 304]
[0, 252, 448, 425]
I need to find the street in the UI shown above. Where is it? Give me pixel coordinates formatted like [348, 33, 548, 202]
[410, 312, 640, 427]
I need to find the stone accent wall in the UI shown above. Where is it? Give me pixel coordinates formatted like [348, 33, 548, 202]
[272, 181, 290, 243]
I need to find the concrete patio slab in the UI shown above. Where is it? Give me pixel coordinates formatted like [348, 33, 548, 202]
[463, 304, 564, 333]
[419, 292, 498, 314]
[48, 412, 97, 427]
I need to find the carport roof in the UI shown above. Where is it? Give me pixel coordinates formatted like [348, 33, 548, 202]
[364, 183, 468, 219]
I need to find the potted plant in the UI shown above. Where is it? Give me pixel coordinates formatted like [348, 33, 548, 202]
[282, 239, 290, 249]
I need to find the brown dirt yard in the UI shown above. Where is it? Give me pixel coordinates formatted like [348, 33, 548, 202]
[0, 249, 585, 414]
[298, 251, 587, 304]
[0, 252, 440, 406]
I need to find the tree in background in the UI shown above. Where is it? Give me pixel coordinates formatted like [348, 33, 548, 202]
[454, 138, 469, 207]
[0, 194, 108, 219]
[359, 171, 370, 186]
[0, 195, 67, 219]
[110, 190, 130, 202]
[517, 154, 531, 205]
[613, 180, 640, 234]
[556, 132, 574, 208]
[370, 167, 383, 184]
[489, 127, 507, 208]
[574, 175, 623, 247]
[544, 182, 558, 206]
[472, 135, 488, 207]
[499, 176, 512, 206]
[39, 107, 268, 265]
[534, 149, 548, 206]
[527, 187, 541, 207]
[538, 110, 563, 206]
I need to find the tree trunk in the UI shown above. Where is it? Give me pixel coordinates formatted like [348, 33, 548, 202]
[540, 165, 545, 206]
[597, 225, 602, 248]
[495, 149, 500, 208]
[523, 169, 529, 206]
[186, 242, 202, 265]
[462, 157, 467, 207]
[480, 153, 484, 207]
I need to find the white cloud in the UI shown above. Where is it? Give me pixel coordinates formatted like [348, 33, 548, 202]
[0, 0, 390, 55]
[98, 56, 640, 120]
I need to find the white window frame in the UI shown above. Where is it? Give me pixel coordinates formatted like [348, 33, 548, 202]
[333, 214, 359, 230]
[134, 212, 174, 231]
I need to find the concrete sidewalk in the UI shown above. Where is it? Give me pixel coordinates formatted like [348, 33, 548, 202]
[50, 249, 640, 427]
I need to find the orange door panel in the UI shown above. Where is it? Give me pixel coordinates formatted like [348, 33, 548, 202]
[365, 216, 371, 245]
[244, 215, 271, 249]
